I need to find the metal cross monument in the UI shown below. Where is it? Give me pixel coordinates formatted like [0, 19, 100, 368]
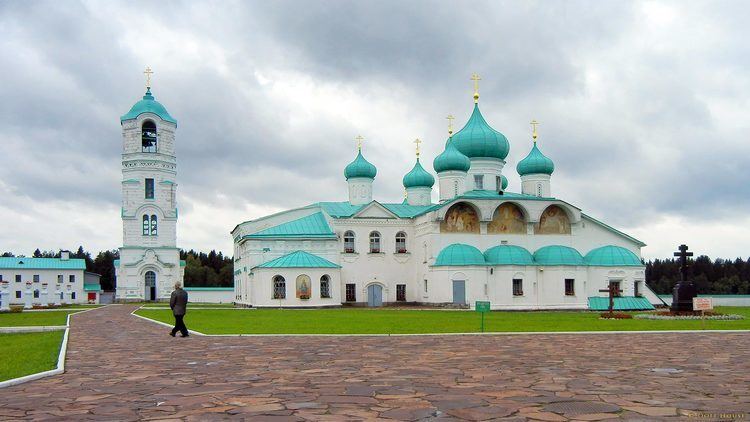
[599, 282, 623, 315]
[674, 244, 693, 282]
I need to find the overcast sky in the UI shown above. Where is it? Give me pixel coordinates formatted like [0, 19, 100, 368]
[1, 0, 748, 260]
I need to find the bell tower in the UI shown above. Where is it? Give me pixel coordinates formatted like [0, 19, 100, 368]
[115, 68, 184, 301]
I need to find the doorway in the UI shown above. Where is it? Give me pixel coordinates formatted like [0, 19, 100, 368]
[145, 271, 157, 301]
[367, 284, 383, 307]
[452, 280, 466, 305]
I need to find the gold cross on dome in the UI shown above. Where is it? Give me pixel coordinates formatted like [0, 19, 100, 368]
[530, 119, 540, 141]
[447, 114, 455, 135]
[471, 73, 481, 102]
[144, 66, 154, 88]
[355, 135, 364, 150]
[414, 138, 422, 157]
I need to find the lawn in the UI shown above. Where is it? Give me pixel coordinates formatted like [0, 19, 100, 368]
[134, 306, 750, 335]
[0, 310, 80, 327]
[139, 302, 236, 308]
[0, 331, 64, 381]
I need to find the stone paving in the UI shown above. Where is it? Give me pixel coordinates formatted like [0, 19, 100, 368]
[1, 305, 749, 421]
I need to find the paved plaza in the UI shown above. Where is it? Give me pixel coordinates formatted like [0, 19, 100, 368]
[2, 305, 748, 420]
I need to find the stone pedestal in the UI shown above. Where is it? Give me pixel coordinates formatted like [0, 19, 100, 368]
[41, 283, 49, 307]
[0, 282, 9, 311]
[671, 280, 697, 312]
[24, 282, 33, 309]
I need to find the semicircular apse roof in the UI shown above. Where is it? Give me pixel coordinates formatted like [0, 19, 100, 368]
[484, 245, 534, 265]
[533, 245, 585, 266]
[434, 243, 486, 266]
[585, 245, 643, 266]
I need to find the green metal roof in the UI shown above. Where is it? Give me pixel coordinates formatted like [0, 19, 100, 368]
[434, 243, 486, 266]
[246, 212, 336, 239]
[0, 257, 86, 270]
[533, 245, 585, 266]
[484, 245, 534, 265]
[433, 139, 471, 173]
[585, 245, 643, 267]
[452, 104, 510, 160]
[403, 158, 435, 188]
[344, 150, 377, 180]
[256, 250, 341, 269]
[588, 296, 655, 311]
[83, 284, 101, 291]
[120, 88, 177, 124]
[517, 141, 554, 176]
[316, 202, 435, 219]
[500, 175, 508, 190]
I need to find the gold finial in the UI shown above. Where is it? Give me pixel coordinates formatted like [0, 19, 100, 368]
[530, 120, 539, 142]
[414, 138, 422, 158]
[447, 114, 455, 135]
[471, 73, 481, 103]
[355, 135, 364, 151]
[144, 66, 154, 89]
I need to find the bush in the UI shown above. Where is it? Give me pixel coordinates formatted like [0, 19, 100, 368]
[600, 312, 633, 319]
[9, 305, 24, 313]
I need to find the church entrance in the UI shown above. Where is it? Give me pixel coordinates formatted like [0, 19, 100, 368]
[367, 284, 383, 307]
[144, 271, 157, 301]
[452, 280, 466, 305]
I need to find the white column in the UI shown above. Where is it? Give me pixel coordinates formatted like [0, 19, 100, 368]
[0, 282, 9, 311]
[24, 281, 33, 309]
[54, 283, 62, 306]
[41, 283, 49, 307]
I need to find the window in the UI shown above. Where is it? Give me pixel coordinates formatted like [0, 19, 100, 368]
[142, 121, 157, 153]
[634, 281, 641, 297]
[15, 291, 21, 299]
[496, 176, 502, 191]
[69, 275, 75, 283]
[369, 231, 381, 253]
[143, 215, 150, 235]
[33, 275, 40, 283]
[33, 289, 39, 298]
[474, 174, 484, 190]
[150, 214, 158, 236]
[537, 183, 542, 197]
[424, 279, 428, 292]
[343, 230, 355, 253]
[57, 275, 63, 283]
[145, 178, 154, 199]
[565, 279, 575, 296]
[396, 284, 406, 302]
[0, 275, 2, 282]
[611, 281, 622, 297]
[15, 275, 21, 283]
[513, 279, 523, 296]
[395, 232, 407, 253]
[272, 275, 286, 299]
[345, 283, 356, 302]
[320, 275, 331, 298]
[71, 292, 76, 300]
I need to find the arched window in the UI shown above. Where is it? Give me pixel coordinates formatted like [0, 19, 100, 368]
[145, 271, 156, 286]
[343, 230, 355, 253]
[272, 275, 286, 299]
[395, 231, 407, 253]
[142, 121, 157, 153]
[142, 215, 150, 235]
[320, 275, 331, 298]
[150, 214, 158, 236]
[369, 231, 381, 253]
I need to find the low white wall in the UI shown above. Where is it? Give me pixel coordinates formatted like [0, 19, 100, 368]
[657, 295, 750, 307]
[184, 288, 234, 303]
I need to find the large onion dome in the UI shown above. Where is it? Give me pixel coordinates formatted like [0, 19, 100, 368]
[121, 88, 177, 125]
[452, 104, 510, 160]
[403, 158, 435, 188]
[500, 174, 508, 190]
[344, 150, 377, 180]
[433, 139, 471, 173]
[516, 142, 554, 176]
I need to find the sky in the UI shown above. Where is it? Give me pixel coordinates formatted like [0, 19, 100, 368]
[0, 0, 748, 260]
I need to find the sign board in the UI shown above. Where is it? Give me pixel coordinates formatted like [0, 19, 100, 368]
[475, 301, 490, 313]
[693, 297, 713, 311]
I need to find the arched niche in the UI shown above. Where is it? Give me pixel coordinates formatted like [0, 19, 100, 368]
[488, 202, 526, 234]
[534, 205, 571, 234]
[440, 202, 480, 233]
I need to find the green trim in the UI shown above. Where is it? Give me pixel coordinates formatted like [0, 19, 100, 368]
[0, 257, 86, 270]
[83, 284, 101, 291]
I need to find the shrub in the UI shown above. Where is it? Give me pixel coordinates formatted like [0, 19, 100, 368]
[600, 312, 633, 319]
[9, 305, 24, 313]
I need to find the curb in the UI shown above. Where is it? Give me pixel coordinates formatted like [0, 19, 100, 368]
[131, 306, 207, 336]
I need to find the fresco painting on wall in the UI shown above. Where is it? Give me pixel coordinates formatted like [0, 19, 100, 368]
[488, 203, 526, 234]
[534, 205, 571, 234]
[441, 203, 480, 233]
[296, 274, 311, 299]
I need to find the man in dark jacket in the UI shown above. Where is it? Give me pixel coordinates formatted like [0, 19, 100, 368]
[169, 282, 189, 337]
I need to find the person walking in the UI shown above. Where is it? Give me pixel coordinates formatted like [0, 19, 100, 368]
[169, 282, 189, 337]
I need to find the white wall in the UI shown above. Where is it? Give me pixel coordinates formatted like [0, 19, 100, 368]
[0, 269, 85, 305]
[184, 288, 234, 303]
[245, 268, 342, 307]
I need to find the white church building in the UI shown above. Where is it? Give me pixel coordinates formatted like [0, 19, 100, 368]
[231, 81, 661, 310]
[114, 77, 184, 301]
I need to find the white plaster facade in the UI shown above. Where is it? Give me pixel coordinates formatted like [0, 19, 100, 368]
[0, 266, 86, 306]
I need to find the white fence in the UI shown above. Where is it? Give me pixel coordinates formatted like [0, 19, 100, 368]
[184, 287, 234, 303]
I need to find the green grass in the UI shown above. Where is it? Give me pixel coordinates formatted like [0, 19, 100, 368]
[0, 331, 64, 381]
[0, 310, 80, 327]
[139, 302, 236, 308]
[134, 306, 750, 335]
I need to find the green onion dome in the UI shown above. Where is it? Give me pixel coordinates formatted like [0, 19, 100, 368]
[517, 142, 554, 176]
[500, 174, 508, 190]
[452, 104, 510, 160]
[121, 88, 177, 125]
[344, 150, 377, 180]
[433, 139, 471, 173]
[403, 158, 435, 188]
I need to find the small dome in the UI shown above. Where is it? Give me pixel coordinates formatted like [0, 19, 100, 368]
[484, 245, 533, 265]
[121, 88, 177, 125]
[452, 104, 510, 160]
[533, 245, 584, 266]
[517, 142, 554, 176]
[434, 244, 485, 266]
[344, 150, 377, 180]
[403, 158, 435, 188]
[433, 140, 471, 173]
[500, 174, 508, 190]
[585, 245, 643, 266]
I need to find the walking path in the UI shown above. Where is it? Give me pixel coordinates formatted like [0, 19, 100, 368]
[2, 305, 748, 420]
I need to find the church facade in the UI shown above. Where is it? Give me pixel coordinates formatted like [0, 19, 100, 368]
[231, 82, 660, 310]
[114, 80, 184, 301]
